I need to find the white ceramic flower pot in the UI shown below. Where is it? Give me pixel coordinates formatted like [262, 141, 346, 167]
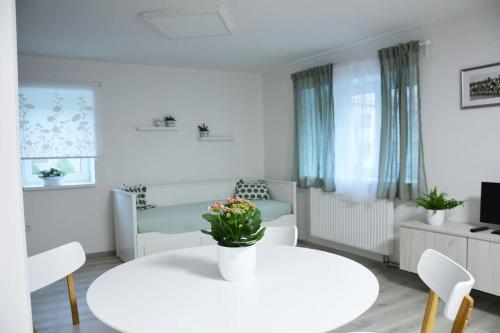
[217, 244, 256, 282]
[426, 210, 446, 226]
[165, 120, 176, 127]
[43, 176, 62, 186]
[200, 130, 209, 138]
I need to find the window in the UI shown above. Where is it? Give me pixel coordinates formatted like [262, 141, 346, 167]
[19, 83, 98, 188]
[333, 59, 381, 199]
[21, 158, 95, 188]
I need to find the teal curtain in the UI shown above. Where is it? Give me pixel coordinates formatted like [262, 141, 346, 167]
[292, 64, 335, 192]
[377, 41, 427, 201]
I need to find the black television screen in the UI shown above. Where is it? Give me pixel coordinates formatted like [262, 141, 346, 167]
[480, 182, 500, 225]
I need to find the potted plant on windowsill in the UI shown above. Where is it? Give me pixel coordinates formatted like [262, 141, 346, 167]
[164, 115, 176, 127]
[202, 198, 266, 282]
[38, 168, 65, 186]
[198, 123, 209, 138]
[416, 187, 464, 226]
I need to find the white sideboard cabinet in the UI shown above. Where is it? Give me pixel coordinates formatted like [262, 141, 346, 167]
[400, 221, 500, 297]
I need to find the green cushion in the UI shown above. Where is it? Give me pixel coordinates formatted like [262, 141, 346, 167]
[137, 200, 292, 234]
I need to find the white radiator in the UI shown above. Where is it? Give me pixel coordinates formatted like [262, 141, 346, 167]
[309, 188, 394, 256]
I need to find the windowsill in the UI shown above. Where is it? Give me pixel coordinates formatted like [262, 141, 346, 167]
[23, 183, 96, 191]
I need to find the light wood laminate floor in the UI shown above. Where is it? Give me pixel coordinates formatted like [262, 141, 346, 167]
[31, 243, 500, 333]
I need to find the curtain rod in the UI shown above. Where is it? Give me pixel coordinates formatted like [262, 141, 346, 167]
[419, 40, 431, 58]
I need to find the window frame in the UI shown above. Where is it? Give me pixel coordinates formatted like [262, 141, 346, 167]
[21, 158, 96, 190]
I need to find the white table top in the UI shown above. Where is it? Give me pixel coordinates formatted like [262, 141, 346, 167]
[87, 246, 379, 333]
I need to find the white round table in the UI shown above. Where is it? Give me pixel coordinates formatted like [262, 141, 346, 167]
[87, 246, 379, 333]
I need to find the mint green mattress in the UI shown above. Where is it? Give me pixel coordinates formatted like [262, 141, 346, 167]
[137, 200, 292, 234]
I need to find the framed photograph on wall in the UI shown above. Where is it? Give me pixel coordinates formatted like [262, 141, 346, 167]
[461, 62, 500, 109]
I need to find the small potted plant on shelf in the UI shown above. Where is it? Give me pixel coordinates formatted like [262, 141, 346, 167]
[164, 115, 176, 127]
[198, 123, 209, 138]
[38, 168, 65, 186]
[416, 187, 464, 226]
[202, 198, 266, 282]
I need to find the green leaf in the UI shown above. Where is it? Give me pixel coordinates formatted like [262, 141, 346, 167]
[201, 229, 212, 236]
[202, 213, 218, 224]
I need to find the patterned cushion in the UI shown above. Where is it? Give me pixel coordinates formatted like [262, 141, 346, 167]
[234, 179, 271, 200]
[121, 185, 156, 211]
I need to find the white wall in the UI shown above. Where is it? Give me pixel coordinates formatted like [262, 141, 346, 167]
[0, 0, 33, 331]
[19, 55, 264, 255]
[262, 4, 500, 260]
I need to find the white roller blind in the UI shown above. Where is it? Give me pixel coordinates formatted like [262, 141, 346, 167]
[19, 84, 98, 159]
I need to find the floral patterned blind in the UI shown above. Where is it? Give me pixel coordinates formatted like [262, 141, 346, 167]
[19, 85, 97, 159]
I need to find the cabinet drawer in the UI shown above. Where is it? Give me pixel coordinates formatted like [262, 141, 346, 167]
[467, 239, 500, 296]
[400, 227, 467, 273]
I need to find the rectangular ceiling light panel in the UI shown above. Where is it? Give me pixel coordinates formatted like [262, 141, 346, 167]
[141, 4, 233, 39]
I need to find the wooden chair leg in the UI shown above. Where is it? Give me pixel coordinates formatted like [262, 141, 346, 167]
[66, 273, 80, 325]
[451, 295, 474, 333]
[421, 289, 439, 333]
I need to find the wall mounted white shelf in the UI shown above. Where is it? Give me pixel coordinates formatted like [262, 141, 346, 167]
[135, 126, 178, 131]
[198, 136, 234, 142]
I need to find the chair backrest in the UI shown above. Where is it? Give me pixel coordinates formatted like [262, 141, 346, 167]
[417, 249, 474, 321]
[28, 242, 86, 293]
[260, 225, 298, 246]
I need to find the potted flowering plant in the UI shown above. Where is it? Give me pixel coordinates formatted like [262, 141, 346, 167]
[38, 168, 65, 186]
[202, 198, 265, 281]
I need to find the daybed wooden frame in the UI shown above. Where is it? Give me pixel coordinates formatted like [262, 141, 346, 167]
[113, 179, 297, 261]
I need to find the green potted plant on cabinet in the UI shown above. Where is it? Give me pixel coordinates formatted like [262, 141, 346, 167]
[416, 187, 464, 226]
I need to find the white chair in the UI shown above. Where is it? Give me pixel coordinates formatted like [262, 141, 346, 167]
[347, 248, 475, 333]
[29, 242, 118, 333]
[417, 249, 475, 333]
[260, 225, 298, 246]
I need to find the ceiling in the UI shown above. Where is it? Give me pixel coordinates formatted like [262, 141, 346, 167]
[16, 0, 497, 73]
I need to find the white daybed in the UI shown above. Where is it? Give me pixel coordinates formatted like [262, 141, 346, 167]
[113, 179, 297, 261]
